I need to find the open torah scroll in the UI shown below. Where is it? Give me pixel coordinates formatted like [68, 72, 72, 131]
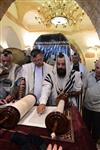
[19, 106, 74, 143]
[19, 106, 57, 128]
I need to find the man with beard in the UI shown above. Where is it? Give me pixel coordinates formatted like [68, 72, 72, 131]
[37, 53, 82, 114]
[0, 50, 20, 103]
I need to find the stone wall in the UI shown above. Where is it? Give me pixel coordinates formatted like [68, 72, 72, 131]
[76, 0, 100, 38]
[0, 0, 14, 20]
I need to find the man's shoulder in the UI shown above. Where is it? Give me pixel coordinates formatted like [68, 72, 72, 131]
[70, 69, 77, 75]
[22, 62, 33, 68]
[70, 70, 81, 78]
[44, 62, 53, 70]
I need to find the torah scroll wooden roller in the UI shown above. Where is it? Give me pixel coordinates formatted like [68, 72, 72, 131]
[45, 99, 69, 139]
[0, 94, 36, 129]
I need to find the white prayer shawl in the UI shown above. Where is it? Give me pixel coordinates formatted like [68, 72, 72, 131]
[20, 62, 53, 95]
[39, 55, 83, 105]
[7, 63, 19, 87]
[0, 63, 19, 93]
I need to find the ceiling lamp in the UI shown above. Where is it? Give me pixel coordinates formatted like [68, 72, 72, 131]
[37, 0, 84, 28]
[51, 16, 68, 26]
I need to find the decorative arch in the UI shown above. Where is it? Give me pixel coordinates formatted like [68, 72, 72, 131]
[0, 0, 100, 38]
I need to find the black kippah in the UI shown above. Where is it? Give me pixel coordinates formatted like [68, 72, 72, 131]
[2, 50, 12, 56]
[31, 48, 43, 57]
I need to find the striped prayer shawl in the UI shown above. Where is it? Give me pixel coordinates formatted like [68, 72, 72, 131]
[44, 73, 53, 88]
[44, 70, 76, 96]
[64, 70, 75, 93]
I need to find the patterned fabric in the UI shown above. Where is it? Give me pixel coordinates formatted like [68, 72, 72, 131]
[39, 54, 82, 105]
[45, 70, 76, 95]
[0, 63, 20, 99]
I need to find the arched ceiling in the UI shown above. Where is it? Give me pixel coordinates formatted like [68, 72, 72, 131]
[0, 0, 100, 70]
[0, 0, 100, 37]
[1, 0, 100, 52]
[3, 0, 95, 34]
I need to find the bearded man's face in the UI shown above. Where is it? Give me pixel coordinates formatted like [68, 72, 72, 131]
[57, 57, 66, 78]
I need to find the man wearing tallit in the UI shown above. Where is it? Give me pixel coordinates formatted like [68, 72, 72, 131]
[37, 53, 83, 114]
[0, 50, 20, 102]
[19, 48, 53, 103]
[71, 52, 88, 80]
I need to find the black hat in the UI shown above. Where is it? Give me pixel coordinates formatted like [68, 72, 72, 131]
[2, 50, 12, 56]
[31, 48, 43, 57]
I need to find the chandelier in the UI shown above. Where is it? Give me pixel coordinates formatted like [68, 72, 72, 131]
[36, 0, 85, 28]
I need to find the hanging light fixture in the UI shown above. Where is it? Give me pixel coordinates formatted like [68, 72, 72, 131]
[36, 0, 84, 28]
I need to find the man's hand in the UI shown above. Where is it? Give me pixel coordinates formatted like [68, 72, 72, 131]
[47, 144, 63, 150]
[0, 99, 7, 105]
[5, 95, 14, 103]
[56, 92, 68, 105]
[37, 104, 46, 114]
[0, 95, 14, 105]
